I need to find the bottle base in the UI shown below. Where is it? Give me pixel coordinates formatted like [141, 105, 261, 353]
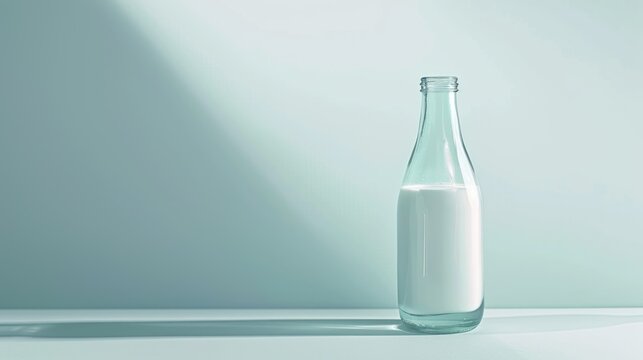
[399, 301, 484, 334]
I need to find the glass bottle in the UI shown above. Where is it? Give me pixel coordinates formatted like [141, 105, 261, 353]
[397, 76, 483, 333]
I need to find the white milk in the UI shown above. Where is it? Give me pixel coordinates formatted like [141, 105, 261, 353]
[397, 184, 483, 315]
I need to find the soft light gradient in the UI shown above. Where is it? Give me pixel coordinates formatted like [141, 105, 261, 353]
[1, 0, 642, 308]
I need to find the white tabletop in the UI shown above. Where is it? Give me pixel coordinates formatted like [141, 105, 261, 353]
[1, 308, 642, 359]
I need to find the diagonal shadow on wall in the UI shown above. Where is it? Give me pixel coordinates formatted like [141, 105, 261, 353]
[0, 0, 372, 308]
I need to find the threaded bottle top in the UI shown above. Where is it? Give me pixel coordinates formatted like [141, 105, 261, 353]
[420, 76, 458, 92]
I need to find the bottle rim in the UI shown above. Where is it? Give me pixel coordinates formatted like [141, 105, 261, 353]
[420, 76, 458, 92]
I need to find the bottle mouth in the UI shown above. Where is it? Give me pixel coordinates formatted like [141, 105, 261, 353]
[420, 76, 458, 92]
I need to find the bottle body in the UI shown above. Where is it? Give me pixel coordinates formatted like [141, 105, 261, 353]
[397, 77, 483, 333]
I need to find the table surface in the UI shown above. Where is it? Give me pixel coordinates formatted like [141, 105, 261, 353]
[1, 308, 642, 359]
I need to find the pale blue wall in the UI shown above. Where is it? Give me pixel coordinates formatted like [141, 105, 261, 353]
[1, 0, 642, 308]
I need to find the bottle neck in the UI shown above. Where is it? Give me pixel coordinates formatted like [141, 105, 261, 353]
[402, 85, 472, 186]
[418, 91, 462, 145]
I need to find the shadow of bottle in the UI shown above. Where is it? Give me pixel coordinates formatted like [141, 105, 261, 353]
[0, 319, 424, 338]
[3, 313, 642, 338]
